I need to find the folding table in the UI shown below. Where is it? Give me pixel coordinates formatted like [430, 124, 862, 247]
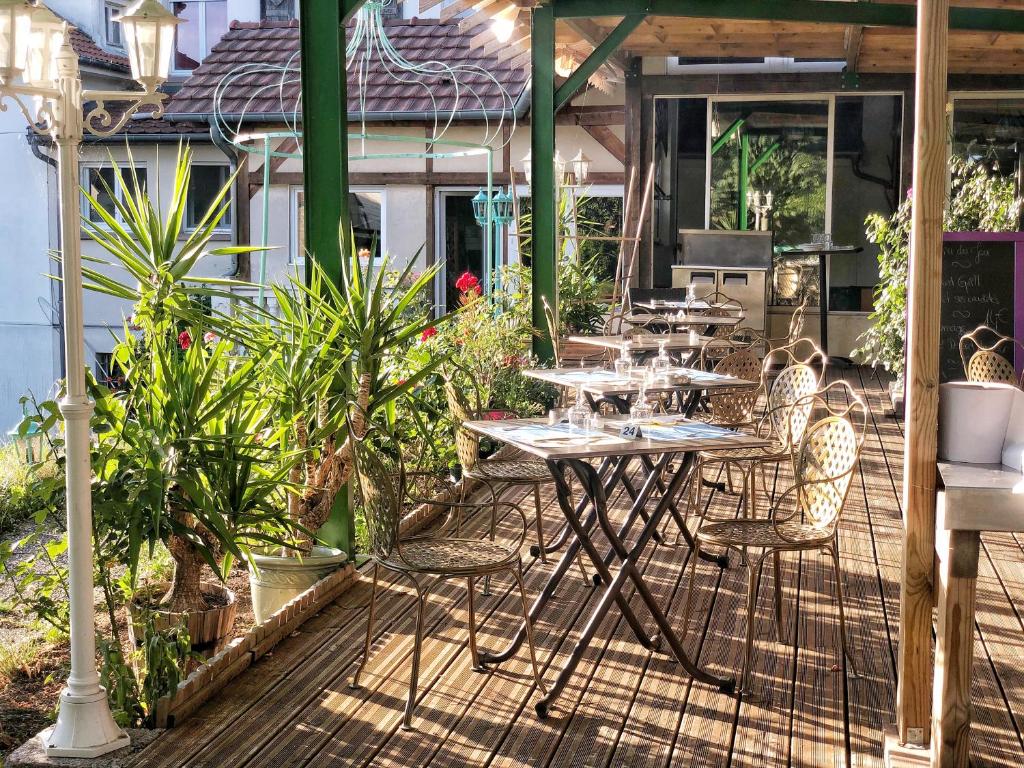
[462, 415, 769, 717]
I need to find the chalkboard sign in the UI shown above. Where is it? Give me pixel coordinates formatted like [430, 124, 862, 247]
[940, 236, 1019, 382]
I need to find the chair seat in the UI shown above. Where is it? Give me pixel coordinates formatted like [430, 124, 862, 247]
[697, 518, 831, 550]
[464, 458, 552, 483]
[386, 538, 519, 574]
[699, 441, 787, 463]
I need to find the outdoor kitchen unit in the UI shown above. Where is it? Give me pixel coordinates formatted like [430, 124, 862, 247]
[671, 229, 771, 332]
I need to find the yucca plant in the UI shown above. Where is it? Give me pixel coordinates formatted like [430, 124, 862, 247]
[247, 244, 449, 550]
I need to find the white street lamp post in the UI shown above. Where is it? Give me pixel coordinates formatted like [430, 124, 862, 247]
[0, 0, 179, 757]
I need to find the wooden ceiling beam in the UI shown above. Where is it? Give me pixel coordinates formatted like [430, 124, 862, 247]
[845, 25, 865, 71]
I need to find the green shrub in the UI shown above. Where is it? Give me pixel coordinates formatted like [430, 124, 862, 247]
[0, 443, 53, 536]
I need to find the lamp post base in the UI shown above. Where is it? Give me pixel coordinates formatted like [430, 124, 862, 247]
[43, 688, 131, 758]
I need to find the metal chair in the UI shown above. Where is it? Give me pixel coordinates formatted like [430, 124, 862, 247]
[348, 418, 546, 729]
[959, 324, 1024, 386]
[695, 345, 763, 428]
[682, 383, 866, 696]
[543, 296, 605, 369]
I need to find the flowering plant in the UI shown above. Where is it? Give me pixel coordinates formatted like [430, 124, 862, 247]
[455, 270, 481, 295]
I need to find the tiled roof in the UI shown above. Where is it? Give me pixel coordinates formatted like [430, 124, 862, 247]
[69, 25, 129, 72]
[165, 18, 528, 120]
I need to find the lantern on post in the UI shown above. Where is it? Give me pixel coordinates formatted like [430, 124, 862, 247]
[571, 149, 590, 186]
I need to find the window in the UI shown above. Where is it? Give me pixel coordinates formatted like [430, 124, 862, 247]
[292, 187, 385, 263]
[95, 352, 125, 389]
[186, 164, 232, 230]
[82, 164, 148, 224]
[261, 0, 295, 21]
[173, 0, 228, 72]
[104, 3, 123, 47]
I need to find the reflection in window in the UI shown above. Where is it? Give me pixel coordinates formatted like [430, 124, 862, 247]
[293, 189, 384, 263]
[709, 99, 828, 246]
[187, 165, 232, 229]
[953, 98, 1024, 203]
[83, 165, 148, 224]
[173, 0, 228, 71]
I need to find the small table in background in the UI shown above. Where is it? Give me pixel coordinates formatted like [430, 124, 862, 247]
[776, 244, 862, 354]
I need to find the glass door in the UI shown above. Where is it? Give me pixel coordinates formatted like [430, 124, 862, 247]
[437, 191, 486, 313]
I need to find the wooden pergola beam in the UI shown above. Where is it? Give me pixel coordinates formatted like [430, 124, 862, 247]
[565, 17, 628, 71]
[845, 24, 864, 71]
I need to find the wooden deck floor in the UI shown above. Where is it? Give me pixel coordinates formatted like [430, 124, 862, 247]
[128, 368, 1024, 768]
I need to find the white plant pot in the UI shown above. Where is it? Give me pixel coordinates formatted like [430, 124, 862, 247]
[248, 545, 348, 624]
[938, 381, 1017, 464]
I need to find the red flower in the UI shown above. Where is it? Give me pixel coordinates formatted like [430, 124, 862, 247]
[455, 271, 481, 295]
[203, 331, 218, 345]
[420, 326, 438, 343]
[178, 330, 192, 350]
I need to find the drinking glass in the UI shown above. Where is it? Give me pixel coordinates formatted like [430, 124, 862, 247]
[630, 366, 656, 422]
[614, 342, 633, 378]
[568, 385, 590, 431]
[652, 339, 671, 377]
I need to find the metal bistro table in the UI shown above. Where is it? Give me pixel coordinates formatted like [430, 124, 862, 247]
[626, 311, 745, 335]
[522, 366, 760, 565]
[776, 244, 862, 354]
[462, 415, 770, 717]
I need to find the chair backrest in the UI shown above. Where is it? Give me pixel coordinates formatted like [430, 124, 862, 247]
[349, 420, 405, 562]
[787, 301, 808, 344]
[788, 381, 867, 532]
[443, 373, 482, 472]
[764, 337, 827, 377]
[706, 347, 762, 426]
[959, 325, 1023, 386]
[698, 337, 743, 370]
[765, 363, 819, 448]
[698, 290, 744, 316]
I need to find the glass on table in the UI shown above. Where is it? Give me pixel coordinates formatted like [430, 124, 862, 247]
[685, 283, 697, 307]
[614, 341, 633, 378]
[652, 339, 671, 377]
[567, 385, 591, 431]
[629, 365, 656, 422]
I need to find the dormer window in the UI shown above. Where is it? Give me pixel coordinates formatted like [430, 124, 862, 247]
[104, 2, 123, 48]
[261, 0, 295, 22]
[172, 0, 228, 73]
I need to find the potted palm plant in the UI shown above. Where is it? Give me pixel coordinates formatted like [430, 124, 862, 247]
[80, 146, 293, 647]
[243, 246, 448, 622]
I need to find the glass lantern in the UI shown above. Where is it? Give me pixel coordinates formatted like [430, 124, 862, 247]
[471, 189, 489, 226]
[26, 4, 63, 87]
[492, 188, 514, 225]
[571, 149, 590, 185]
[0, 0, 32, 84]
[117, 0, 181, 91]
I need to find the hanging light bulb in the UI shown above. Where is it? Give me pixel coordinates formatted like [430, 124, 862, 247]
[522, 151, 532, 185]
[491, 16, 514, 43]
[554, 48, 575, 78]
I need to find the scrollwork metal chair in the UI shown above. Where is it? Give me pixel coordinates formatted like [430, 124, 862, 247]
[348, 418, 546, 730]
[959, 324, 1024, 387]
[682, 384, 866, 696]
[695, 344, 763, 428]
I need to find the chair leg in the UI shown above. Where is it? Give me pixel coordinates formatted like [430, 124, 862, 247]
[739, 559, 760, 697]
[349, 562, 379, 690]
[680, 540, 703, 642]
[513, 564, 547, 695]
[828, 543, 860, 678]
[403, 578, 429, 731]
[483, 482, 500, 596]
[466, 576, 482, 671]
[772, 552, 786, 643]
[533, 484, 547, 563]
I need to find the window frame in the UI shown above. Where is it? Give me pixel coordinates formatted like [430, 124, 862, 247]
[80, 161, 149, 231]
[289, 185, 387, 265]
[185, 161, 234, 234]
[104, 2, 124, 48]
[171, 0, 229, 77]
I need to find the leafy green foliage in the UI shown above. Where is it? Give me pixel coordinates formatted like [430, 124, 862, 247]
[856, 155, 1022, 375]
[0, 443, 54, 536]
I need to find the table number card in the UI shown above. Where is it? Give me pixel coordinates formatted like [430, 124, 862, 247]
[619, 422, 642, 440]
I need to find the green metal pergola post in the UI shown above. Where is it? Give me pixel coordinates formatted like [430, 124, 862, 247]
[738, 130, 750, 230]
[531, 3, 557, 362]
[298, 0, 361, 555]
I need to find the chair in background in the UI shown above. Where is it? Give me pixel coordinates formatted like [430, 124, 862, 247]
[682, 383, 866, 696]
[959, 324, 1024, 386]
[695, 345, 763, 428]
[348, 419, 546, 729]
[543, 296, 605, 369]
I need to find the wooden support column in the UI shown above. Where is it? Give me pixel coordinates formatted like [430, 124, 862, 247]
[622, 56, 642, 290]
[896, 0, 948, 749]
[531, 2, 556, 362]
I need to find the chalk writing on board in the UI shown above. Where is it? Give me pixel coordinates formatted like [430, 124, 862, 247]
[940, 240, 1015, 383]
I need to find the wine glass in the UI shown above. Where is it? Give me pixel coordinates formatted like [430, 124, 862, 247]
[630, 365, 656, 422]
[614, 342, 632, 378]
[685, 283, 697, 308]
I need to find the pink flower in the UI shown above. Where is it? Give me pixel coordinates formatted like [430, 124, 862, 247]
[203, 331, 217, 345]
[178, 330, 192, 350]
[420, 326, 438, 343]
[455, 271, 481, 295]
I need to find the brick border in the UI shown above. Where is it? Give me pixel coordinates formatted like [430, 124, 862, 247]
[151, 453, 513, 728]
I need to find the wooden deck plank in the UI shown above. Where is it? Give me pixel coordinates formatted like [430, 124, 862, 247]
[117, 368, 1024, 768]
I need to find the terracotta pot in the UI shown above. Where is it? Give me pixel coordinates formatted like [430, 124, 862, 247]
[129, 581, 237, 653]
[248, 545, 347, 624]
